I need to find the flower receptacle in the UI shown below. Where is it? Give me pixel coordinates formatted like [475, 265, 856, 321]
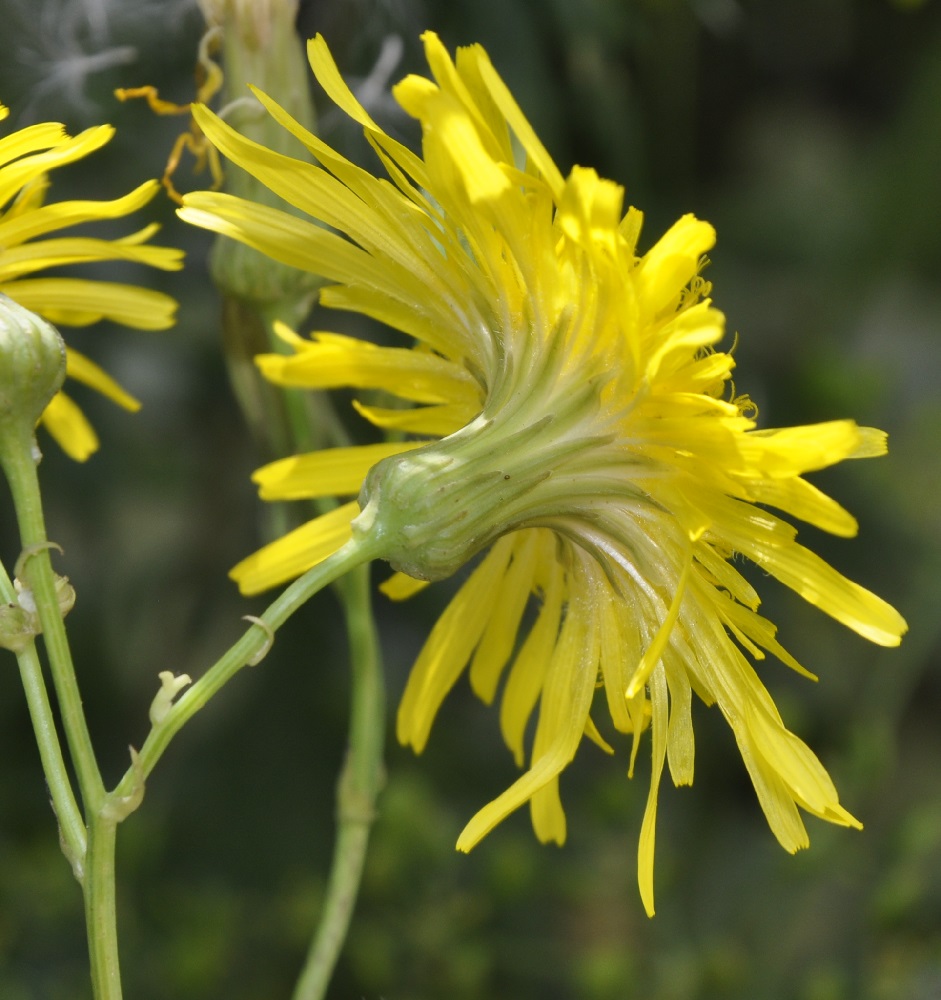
[352, 395, 618, 583]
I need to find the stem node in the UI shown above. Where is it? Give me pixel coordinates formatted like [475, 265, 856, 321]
[101, 748, 146, 823]
[242, 614, 275, 664]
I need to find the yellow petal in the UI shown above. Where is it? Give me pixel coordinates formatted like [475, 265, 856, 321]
[451, 49, 515, 165]
[379, 572, 430, 601]
[394, 75, 511, 204]
[557, 166, 624, 254]
[693, 541, 761, 612]
[715, 595, 817, 681]
[229, 501, 359, 595]
[191, 103, 439, 288]
[66, 348, 140, 411]
[0, 121, 67, 167]
[701, 493, 907, 645]
[255, 330, 479, 406]
[242, 86, 452, 310]
[2, 277, 177, 329]
[253, 441, 422, 500]
[636, 214, 715, 318]
[0, 125, 114, 207]
[306, 35, 431, 187]
[0, 181, 167, 247]
[745, 536, 907, 647]
[744, 697, 858, 824]
[179, 192, 425, 304]
[637, 664, 669, 917]
[583, 715, 615, 755]
[305, 34, 382, 129]
[40, 391, 99, 461]
[458, 569, 599, 851]
[529, 776, 567, 845]
[626, 557, 691, 698]
[0, 233, 182, 282]
[598, 574, 632, 733]
[469, 531, 539, 704]
[351, 399, 475, 437]
[397, 537, 516, 752]
[644, 301, 726, 383]
[320, 284, 471, 359]
[499, 551, 565, 766]
[595, 568, 652, 741]
[744, 475, 858, 537]
[845, 426, 889, 459]
[742, 421, 882, 478]
[664, 654, 694, 787]
[735, 722, 810, 853]
[467, 39, 564, 198]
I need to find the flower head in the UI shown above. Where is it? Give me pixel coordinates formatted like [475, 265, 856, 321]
[0, 102, 184, 460]
[179, 32, 907, 914]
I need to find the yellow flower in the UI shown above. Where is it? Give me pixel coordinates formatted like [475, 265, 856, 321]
[0, 102, 184, 460]
[179, 32, 907, 914]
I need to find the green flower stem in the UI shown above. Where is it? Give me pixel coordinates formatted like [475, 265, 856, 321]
[0, 430, 105, 812]
[83, 816, 120, 1000]
[15, 643, 87, 871]
[293, 560, 385, 1000]
[1, 430, 122, 996]
[108, 534, 383, 803]
[0, 560, 86, 875]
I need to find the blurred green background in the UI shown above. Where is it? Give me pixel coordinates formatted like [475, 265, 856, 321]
[1, 0, 939, 997]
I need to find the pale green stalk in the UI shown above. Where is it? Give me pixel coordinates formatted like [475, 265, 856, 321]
[108, 536, 382, 800]
[3, 410, 384, 998]
[0, 560, 86, 875]
[0, 425, 121, 997]
[83, 818, 120, 1000]
[293, 561, 385, 1000]
[0, 434, 105, 810]
[206, 12, 383, 991]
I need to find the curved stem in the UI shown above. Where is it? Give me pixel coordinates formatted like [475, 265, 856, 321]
[109, 534, 383, 802]
[293, 560, 385, 1000]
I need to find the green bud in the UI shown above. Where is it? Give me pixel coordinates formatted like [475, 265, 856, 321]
[199, 1, 332, 461]
[0, 294, 66, 434]
[204, 0, 320, 311]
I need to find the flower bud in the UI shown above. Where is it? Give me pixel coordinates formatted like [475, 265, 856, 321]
[203, 0, 320, 310]
[0, 294, 66, 438]
[197, 0, 329, 460]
